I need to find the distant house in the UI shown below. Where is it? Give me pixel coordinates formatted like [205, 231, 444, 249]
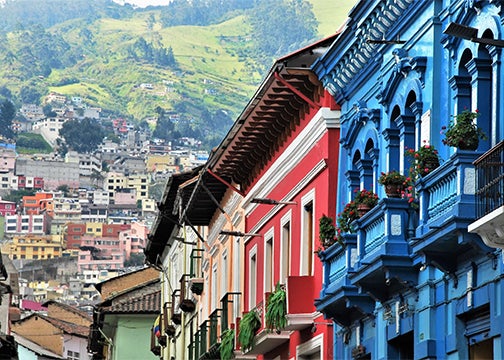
[0, 200, 16, 217]
[12, 301, 91, 360]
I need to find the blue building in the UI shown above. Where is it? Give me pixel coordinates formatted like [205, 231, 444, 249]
[314, 0, 504, 359]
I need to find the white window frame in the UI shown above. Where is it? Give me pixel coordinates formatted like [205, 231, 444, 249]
[263, 227, 274, 293]
[300, 189, 315, 276]
[280, 210, 292, 284]
[297, 333, 323, 359]
[248, 245, 258, 309]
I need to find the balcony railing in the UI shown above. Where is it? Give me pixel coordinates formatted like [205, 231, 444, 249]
[242, 294, 289, 355]
[350, 198, 416, 303]
[315, 234, 375, 326]
[221, 292, 241, 333]
[469, 141, 504, 249]
[474, 141, 504, 218]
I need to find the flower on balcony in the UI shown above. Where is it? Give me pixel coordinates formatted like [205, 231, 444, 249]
[379, 170, 407, 198]
[442, 109, 487, 150]
[318, 215, 339, 249]
[405, 142, 440, 177]
[378, 170, 407, 185]
[335, 189, 379, 241]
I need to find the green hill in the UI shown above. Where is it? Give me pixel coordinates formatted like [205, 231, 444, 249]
[0, 0, 356, 147]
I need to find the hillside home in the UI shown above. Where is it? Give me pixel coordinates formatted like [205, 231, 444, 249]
[5, 234, 63, 260]
[4, 213, 50, 235]
[22, 192, 53, 215]
[0, 199, 16, 217]
[16, 157, 80, 190]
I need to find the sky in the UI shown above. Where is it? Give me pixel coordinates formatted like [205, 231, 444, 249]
[113, 0, 171, 7]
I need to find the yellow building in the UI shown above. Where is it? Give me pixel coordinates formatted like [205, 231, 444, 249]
[85, 222, 103, 237]
[126, 173, 149, 200]
[146, 154, 177, 173]
[5, 234, 63, 260]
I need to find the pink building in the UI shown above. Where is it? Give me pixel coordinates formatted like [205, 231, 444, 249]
[78, 235, 126, 272]
[119, 221, 149, 259]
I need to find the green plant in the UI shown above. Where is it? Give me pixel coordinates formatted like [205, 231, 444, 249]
[220, 328, 235, 360]
[319, 215, 339, 249]
[238, 310, 261, 350]
[335, 189, 378, 240]
[378, 170, 407, 185]
[405, 142, 440, 177]
[353, 189, 379, 207]
[442, 109, 487, 150]
[265, 283, 287, 333]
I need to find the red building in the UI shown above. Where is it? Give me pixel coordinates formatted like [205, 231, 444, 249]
[0, 199, 16, 216]
[65, 223, 86, 250]
[233, 40, 341, 359]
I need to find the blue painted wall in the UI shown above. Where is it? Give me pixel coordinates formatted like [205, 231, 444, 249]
[314, 0, 504, 359]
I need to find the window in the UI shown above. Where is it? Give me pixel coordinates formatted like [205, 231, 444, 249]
[221, 251, 228, 299]
[264, 229, 274, 293]
[280, 212, 292, 283]
[67, 350, 80, 360]
[249, 246, 257, 308]
[211, 263, 218, 310]
[301, 192, 315, 276]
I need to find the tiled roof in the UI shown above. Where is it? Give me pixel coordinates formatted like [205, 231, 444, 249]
[13, 314, 89, 338]
[41, 300, 92, 322]
[99, 280, 161, 314]
[42, 315, 89, 337]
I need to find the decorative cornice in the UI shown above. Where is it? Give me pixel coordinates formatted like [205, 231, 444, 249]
[317, 0, 415, 100]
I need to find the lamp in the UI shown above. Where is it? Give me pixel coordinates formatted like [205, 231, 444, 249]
[219, 230, 261, 237]
[174, 237, 197, 245]
[251, 198, 297, 205]
[444, 22, 504, 47]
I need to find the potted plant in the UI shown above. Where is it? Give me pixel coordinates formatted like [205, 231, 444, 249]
[335, 189, 378, 241]
[405, 142, 440, 177]
[180, 298, 196, 313]
[319, 215, 342, 249]
[238, 310, 261, 351]
[220, 328, 235, 360]
[442, 109, 487, 150]
[378, 170, 407, 198]
[265, 283, 287, 333]
[353, 189, 379, 216]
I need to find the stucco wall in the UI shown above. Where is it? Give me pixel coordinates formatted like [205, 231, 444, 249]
[112, 315, 158, 360]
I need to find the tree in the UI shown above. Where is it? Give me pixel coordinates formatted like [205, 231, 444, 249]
[59, 118, 105, 153]
[0, 100, 15, 139]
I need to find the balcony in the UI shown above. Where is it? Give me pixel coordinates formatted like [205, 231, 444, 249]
[350, 198, 416, 303]
[241, 295, 289, 356]
[468, 141, 504, 248]
[197, 309, 221, 360]
[284, 275, 319, 330]
[315, 234, 375, 326]
[412, 151, 490, 273]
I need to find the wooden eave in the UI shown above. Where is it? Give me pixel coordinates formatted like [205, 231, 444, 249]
[209, 70, 322, 191]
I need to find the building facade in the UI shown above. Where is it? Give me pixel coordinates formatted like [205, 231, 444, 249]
[314, 0, 504, 359]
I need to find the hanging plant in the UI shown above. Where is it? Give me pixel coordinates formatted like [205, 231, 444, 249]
[265, 283, 287, 333]
[238, 310, 261, 351]
[220, 328, 235, 360]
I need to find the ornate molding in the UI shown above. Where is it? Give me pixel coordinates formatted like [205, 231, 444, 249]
[320, 0, 415, 100]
